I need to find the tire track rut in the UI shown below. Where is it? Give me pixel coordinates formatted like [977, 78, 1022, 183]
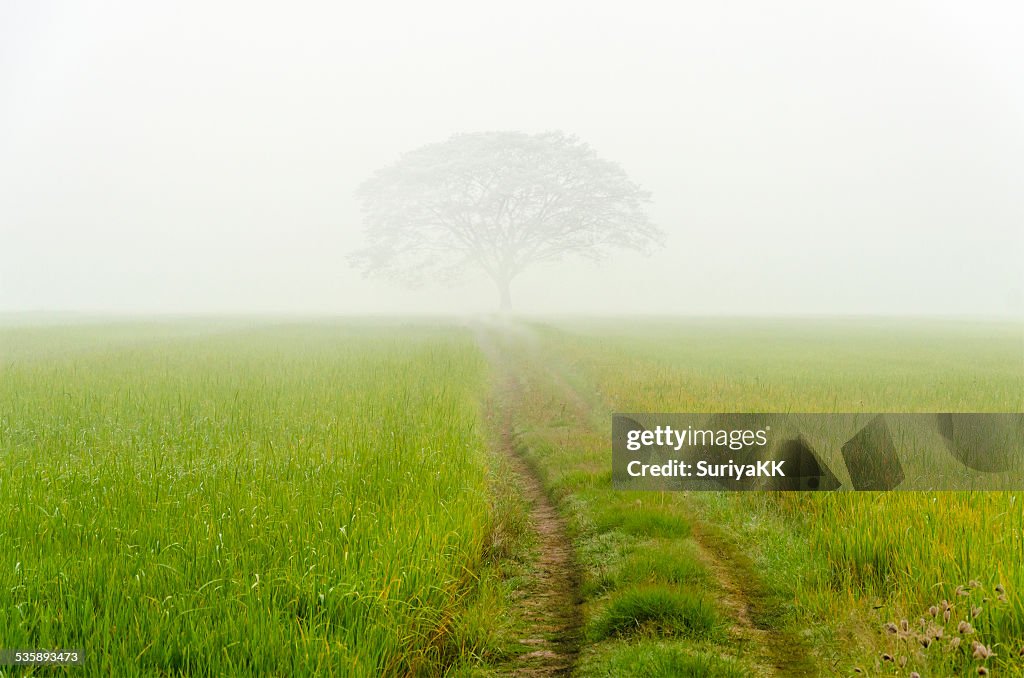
[475, 320, 813, 676]
[479, 326, 581, 677]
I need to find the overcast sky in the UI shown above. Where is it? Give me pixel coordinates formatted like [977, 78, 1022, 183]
[1, 1, 1021, 316]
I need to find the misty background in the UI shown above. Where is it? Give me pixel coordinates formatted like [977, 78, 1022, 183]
[1, 1, 1021, 316]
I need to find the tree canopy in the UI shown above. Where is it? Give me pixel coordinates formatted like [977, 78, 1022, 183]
[351, 131, 662, 310]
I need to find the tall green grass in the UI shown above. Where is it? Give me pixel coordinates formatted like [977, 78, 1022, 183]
[535, 318, 1024, 675]
[0, 322, 492, 676]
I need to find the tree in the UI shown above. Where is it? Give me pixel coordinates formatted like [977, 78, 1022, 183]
[350, 131, 662, 311]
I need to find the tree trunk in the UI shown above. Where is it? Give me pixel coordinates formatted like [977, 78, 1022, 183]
[497, 277, 512, 312]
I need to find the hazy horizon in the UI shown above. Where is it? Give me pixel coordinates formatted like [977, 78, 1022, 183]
[3, 1, 1022, 317]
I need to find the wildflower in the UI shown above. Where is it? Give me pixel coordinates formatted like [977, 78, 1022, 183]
[958, 620, 975, 634]
[978, 668, 989, 676]
[972, 642, 993, 660]
[969, 579, 981, 588]
[972, 606, 982, 618]
[929, 605, 939, 617]
[885, 621, 898, 634]
[910, 673, 920, 678]
[919, 636, 932, 649]
[949, 637, 961, 649]
[995, 584, 1004, 595]
[943, 607, 952, 622]
[900, 618, 910, 633]
[881, 653, 894, 662]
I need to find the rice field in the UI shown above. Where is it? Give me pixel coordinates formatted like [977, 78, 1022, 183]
[2, 316, 1022, 676]
[528, 318, 1024, 676]
[0, 321, 495, 676]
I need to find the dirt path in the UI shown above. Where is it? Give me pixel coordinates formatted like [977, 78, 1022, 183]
[688, 524, 781, 676]
[478, 324, 581, 676]
[475, 320, 812, 676]
[530, 347, 815, 676]
[493, 395, 581, 676]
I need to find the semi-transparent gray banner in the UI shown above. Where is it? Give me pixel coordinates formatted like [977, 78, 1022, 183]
[612, 413, 1024, 491]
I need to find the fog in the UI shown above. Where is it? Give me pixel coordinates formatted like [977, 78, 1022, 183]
[2, 1, 1022, 316]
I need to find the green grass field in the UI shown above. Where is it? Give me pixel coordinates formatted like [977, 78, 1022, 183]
[0, 321, 499, 676]
[511, 319, 1024, 676]
[1, 317, 1022, 676]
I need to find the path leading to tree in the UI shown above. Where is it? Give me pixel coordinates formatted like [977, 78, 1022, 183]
[475, 319, 814, 676]
[478, 324, 582, 676]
